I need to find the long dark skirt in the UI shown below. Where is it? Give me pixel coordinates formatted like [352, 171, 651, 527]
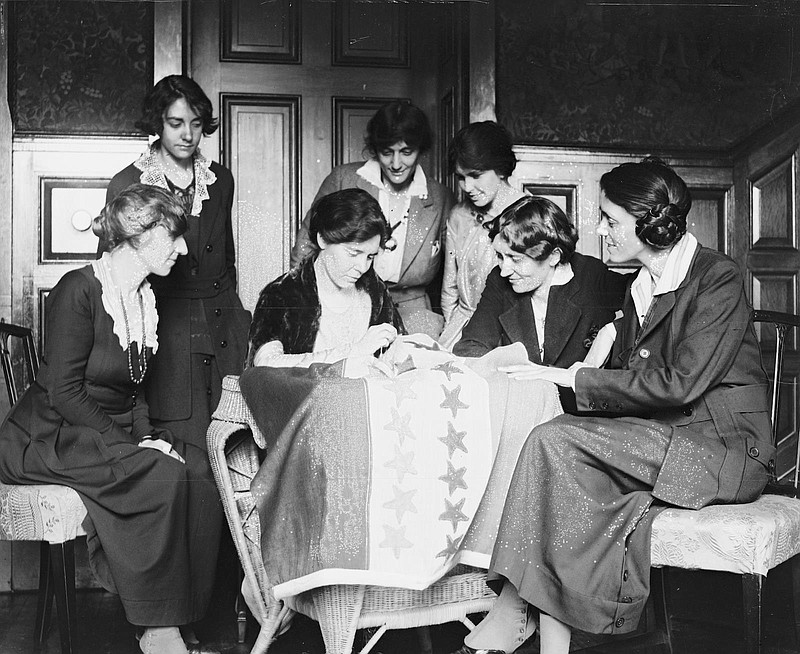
[489, 414, 671, 635]
[1, 430, 222, 626]
[151, 351, 222, 451]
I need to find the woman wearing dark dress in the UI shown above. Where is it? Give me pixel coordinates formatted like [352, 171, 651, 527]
[105, 74, 250, 451]
[453, 196, 628, 412]
[449, 158, 774, 654]
[0, 185, 222, 654]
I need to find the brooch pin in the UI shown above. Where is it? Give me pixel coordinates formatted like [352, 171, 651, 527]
[385, 220, 402, 251]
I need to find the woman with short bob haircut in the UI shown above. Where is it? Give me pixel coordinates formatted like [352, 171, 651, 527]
[449, 158, 773, 654]
[454, 195, 627, 413]
[438, 121, 527, 349]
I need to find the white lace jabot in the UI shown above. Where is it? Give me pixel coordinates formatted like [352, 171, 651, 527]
[133, 142, 216, 217]
[92, 254, 159, 354]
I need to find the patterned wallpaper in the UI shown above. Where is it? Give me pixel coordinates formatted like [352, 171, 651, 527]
[11, 0, 153, 136]
[496, 0, 800, 150]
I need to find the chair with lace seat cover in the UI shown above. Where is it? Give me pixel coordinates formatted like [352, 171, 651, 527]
[0, 320, 88, 654]
[207, 374, 497, 654]
[644, 309, 800, 654]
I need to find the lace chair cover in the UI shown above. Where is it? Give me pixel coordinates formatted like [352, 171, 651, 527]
[651, 494, 800, 576]
[0, 483, 87, 544]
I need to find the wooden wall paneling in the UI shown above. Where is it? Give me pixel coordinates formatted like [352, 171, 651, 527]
[222, 94, 300, 312]
[439, 88, 456, 194]
[751, 152, 795, 248]
[0, 1, 9, 316]
[332, 96, 407, 168]
[332, 0, 408, 68]
[221, 0, 300, 64]
[686, 187, 729, 254]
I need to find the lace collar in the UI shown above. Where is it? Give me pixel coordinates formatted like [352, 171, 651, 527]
[92, 254, 159, 354]
[133, 142, 217, 217]
[357, 159, 429, 199]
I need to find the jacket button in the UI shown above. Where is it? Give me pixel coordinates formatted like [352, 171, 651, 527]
[213, 281, 220, 290]
[749, 446, 760, 457]
[639, 348, 650, 359]
[220, 340, 228, 348]
[622, 570, 629, 581]
[620, 596, 632, 604]
[215, 308, 222, 317]
[615, 618, 625, 628]
[682, 405, 693, 416]
[203, 357, 211, 366]
[588, 401, 596, 410]
[615, 402, 623, 410]
[206, 244, 213, 252]
[207, 388, 213, 396]
[601, 401, 609, 410]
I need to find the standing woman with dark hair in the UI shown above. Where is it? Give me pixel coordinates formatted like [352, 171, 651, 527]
[290, 100, 454, 336]
[438, 121, 526, 349]
[104, 74, 250, 451]
[448, 158, 774, 654]
[0, 185, 222, 654]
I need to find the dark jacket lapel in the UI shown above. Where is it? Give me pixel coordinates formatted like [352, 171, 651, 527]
[543, 284, 582, 364]
[499, 294, 542, 363]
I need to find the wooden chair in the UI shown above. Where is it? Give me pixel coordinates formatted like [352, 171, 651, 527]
[647, 309, 800, 653]
[207, 375, 496, 654]
[0, 320, 88, 654]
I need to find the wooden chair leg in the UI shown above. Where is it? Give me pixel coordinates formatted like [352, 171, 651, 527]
[236, 561, 248, 644]
[50, 540, 77, 654]
[742, 573, 763, 654]
[416, 625, 433, 654]
[34, 541, 54, 645]
[650, 567, 674, 654]
[792, 555, 800, 648]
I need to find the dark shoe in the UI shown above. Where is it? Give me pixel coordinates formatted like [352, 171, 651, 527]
[450, 646, 507, 654]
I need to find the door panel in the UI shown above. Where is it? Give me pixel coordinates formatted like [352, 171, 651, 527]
[734, 124, 800, 483]
[190, 0, 448, 311]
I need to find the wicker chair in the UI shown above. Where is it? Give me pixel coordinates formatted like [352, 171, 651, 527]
[207, 374, 497, 654]
[0, 321, 88, 654]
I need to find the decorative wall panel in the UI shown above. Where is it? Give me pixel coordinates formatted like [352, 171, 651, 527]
[752, 274, 797, 324]
[687, 187, 729, 254]
[333, 0, 408, 67]
[11, 0, 153, 136]
[40, 179, 105, 262]
[751, 154, 795, 248]
[221, 0, 300, 64]
[222, 94, 300, 311]
[332, 97, 406, 168]
[497, 0, 800, 150]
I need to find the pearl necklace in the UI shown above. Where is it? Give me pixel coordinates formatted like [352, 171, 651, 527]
[119, 291, 147, 384]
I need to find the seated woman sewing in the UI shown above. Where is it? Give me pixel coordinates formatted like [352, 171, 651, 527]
[453, 195, 628, 411]
[247, 188, 405, 369]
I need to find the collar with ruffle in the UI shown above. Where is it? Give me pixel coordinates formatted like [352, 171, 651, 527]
[92, 254, 159, 354]
[133, 141, 217, 217]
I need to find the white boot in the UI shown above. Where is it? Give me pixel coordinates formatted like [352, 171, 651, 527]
[139, 627, 189, 654]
